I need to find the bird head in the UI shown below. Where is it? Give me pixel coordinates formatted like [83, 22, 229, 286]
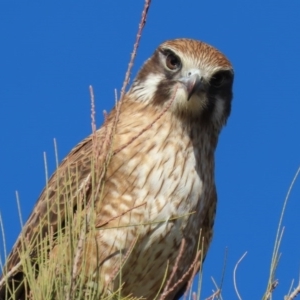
[129, 38, 234, 127]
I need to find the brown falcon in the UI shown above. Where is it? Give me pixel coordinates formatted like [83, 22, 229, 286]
[0, 38, 234, 300]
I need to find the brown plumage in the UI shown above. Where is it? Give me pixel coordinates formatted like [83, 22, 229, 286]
[0, 38, 234, 300]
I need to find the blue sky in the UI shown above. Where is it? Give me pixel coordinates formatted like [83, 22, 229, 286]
[1, 1, 300, 299]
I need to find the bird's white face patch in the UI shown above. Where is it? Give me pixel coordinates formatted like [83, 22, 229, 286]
[131, 73, 164, 104]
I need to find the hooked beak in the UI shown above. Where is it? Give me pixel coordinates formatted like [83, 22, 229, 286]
[179, 73, 202, 101]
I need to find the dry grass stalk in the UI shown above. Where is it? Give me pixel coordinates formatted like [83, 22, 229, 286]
[160, 244, 202, 300]
[184, 236, 206, 300]
[161, 238, 186, 299]
[233, 251, 247, 300]
[183, 260, 201, 300]
[170, 250, 201, 297]
[120, 0, 152, 100]
[96, 203, 146, 228]
[263, 165, 300, 300]
[263, 279, 279, 300]
[112, 0, 152, 160]
[286, 281, 300, 300]
[208, 277, 223, 300]
[205, 289, 221, 300]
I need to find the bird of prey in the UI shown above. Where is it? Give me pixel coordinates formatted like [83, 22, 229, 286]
[0, 38, 234, 300]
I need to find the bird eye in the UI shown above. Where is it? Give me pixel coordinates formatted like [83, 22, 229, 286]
[165, 52, 181, 71]
[210, 70, 232, 88]
[210, 72, 225, 87]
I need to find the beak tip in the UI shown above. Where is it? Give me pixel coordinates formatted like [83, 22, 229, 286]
[178, 72, 202, 101]
[186, 74, 202, 101]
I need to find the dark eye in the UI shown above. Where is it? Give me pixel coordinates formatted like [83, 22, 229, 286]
[210, 71, 232, 88]
[210, 72, 227, 87]
[165, 52, 181, 71]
